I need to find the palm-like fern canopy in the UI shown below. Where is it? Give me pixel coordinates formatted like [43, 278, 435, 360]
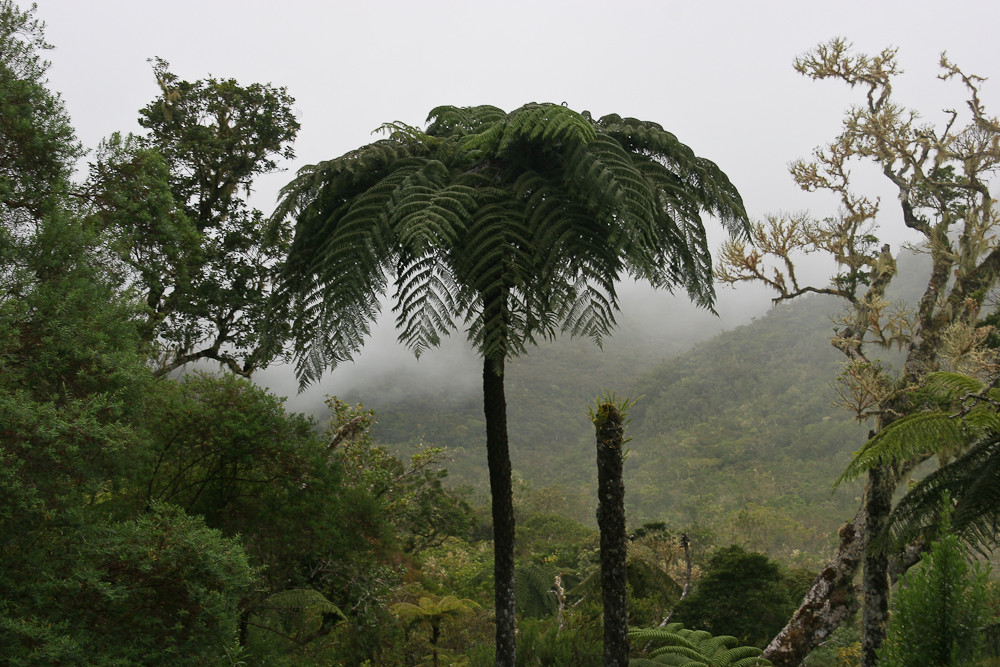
[271, 103, 748, 383]
[838, 372, 1000, 553]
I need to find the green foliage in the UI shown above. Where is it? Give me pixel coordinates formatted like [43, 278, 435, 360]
[837, 370, 1000, 554]
[326, 396, 476, 554]
[245, 588, 345, 657]
[877, 510, 992, 667]
[136, 372, 323, 521]
[392, 592, 482, 667]
[625, 294, 870, 555]
[629, 622, 772, 666]
[0, 8, 261, 661]
[1, 504, 255, 665]
[392, 592, 481, 631]
[0, 0, 81, 221]
[838, 371, 1000, 484]
[588, 390, 640, 430]
[515, 561, 562, 618]
[671, 546, 800, 649]
[885, 432, 1000, 554]
[514, 611, 604, 666]
[84, 58, 299, 376]
[273, 102, 748, 385]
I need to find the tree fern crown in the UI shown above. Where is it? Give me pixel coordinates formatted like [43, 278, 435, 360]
[271, 103, 749, 386]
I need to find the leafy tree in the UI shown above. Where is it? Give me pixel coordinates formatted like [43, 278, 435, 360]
[0, 0, 80, 225]
[326, 396, 475, 554]
[84, 58, 299, 376]
[271, 102, 748, 665]
[877, 509, 992, 667]
[131, 377, 411, 661]
[718, 39, 1000, 666]
[671, 546, 799, 650]
[134, 372, 324, 523]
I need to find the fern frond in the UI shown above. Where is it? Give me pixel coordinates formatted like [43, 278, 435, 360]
[277, 103, 748, 385]
[877, 432, 1000, 554]
[837, 411, 971, 484]
[497, 103, 596, 155]
[923, 370, 987, 399]
[425, 104, 506, 136]
[392, 255, 458, 357]
[629, 623, 771, 667]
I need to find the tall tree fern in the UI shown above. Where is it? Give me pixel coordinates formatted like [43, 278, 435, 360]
[271, 103, 748, 665]
[839, 371, 1000, 554]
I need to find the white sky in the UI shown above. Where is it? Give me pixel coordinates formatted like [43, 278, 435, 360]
[35, 0, 1000, 223]
[26, 0, 1000, 400]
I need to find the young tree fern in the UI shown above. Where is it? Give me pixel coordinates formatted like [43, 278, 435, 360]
[270, 103, 748, 666]
[628, 623, 772, 666]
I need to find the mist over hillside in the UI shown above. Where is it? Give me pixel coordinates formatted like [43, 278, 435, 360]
[294, 286, 864, 558]
[255, 251, 932, 561]
[261, 279, 777, 416]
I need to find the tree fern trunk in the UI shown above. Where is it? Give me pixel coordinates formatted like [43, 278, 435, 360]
[484, 355, 516, 666]
[861, 464, 893, 667]
[595, 402, 629, 667]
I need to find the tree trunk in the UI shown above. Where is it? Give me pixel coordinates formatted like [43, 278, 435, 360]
[595, 402, 629, 667]
[861, 464, 893, 667]
[484, 355, 517, 666]
[763, 505, 864, 667]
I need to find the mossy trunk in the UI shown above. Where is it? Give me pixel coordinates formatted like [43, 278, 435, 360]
[861, 464, 893, 667]
[763, 507, 863, 666]
[595, 403, 629, 667]
[484, 355, 516, 666]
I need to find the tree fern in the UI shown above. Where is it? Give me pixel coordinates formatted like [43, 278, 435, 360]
[629, 623, 772, 666]
[837, 371, 1000, 484]
[271, 102, 748, 665]
[836, 370, 1000, 553]
[514, 561, 560, 618]
[247, 588, 344, 647]
[877, 433, 1000, 553]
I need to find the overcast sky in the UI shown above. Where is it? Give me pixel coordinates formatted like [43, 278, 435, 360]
[27, 0, 1000, 401]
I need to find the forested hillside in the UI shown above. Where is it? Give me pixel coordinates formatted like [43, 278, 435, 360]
[8, 3, 1000, 664]
[357, 291, 874, 563]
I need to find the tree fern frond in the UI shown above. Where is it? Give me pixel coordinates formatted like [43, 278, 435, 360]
[392, 255, 458, 356]
[876, 433, 1000, 553]
[496, 103, 596, 155]
[923, 370, 988, 399]
[425, 104, 507, 136]
[599, 114, 748, 236]
[837, 411, 973, 484]
[514, 562, 560, 618]
[629, 623, 771, 666]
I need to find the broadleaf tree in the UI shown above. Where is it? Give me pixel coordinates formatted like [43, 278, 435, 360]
[270, 103, 748, 665]
[83, 58, 299, 377]
[0, 5, 256, 660]
[718, 39, 1000, 666]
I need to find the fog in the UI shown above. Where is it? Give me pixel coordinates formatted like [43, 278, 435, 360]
[28, 0, 998, 418]
[259, 275, 781, 417]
